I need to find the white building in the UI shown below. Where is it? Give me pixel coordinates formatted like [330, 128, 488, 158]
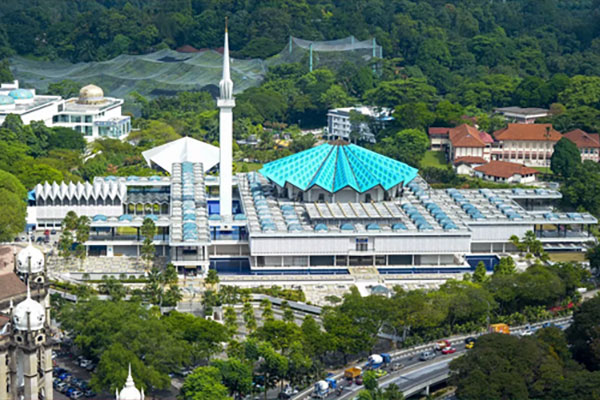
[0, 80, 131, 141]
[493, 123, 562, 167]
[52, 84, 131, 141]
[327, 106, 392, 143]
[494, 107, 550, 124]
[0, 80, 62, 126]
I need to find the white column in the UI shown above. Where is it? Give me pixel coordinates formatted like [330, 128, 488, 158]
[218, 103, 234, 218]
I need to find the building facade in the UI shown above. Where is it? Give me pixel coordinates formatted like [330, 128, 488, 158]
[494, 107, 550, 124]
[492, 124, 562, 167]
[326, 106, 391, 143]
[563, 129, 600, 162]
[0, 80, 131, 141]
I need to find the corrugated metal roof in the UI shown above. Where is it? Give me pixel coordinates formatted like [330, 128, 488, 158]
[259, 143, 418, 193]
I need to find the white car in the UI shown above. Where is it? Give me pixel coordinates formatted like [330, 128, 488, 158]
[520, 329, 535, 336]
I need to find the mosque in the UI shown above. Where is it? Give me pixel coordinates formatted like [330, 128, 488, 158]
[25, 29, 598, 278]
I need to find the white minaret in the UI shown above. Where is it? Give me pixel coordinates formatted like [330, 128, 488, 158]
[218, 18, 235, 218]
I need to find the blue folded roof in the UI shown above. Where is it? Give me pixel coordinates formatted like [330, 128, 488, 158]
[259, 142, 418, 194]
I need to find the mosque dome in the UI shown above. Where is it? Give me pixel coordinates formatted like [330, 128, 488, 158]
[116, 365, 144, 400]
[8, 88, 34, 100]
[77, 84, 105, 104]
[13, 285, 46, 331]
[0, 95, 15, 106]
[16, 243, 45, 274]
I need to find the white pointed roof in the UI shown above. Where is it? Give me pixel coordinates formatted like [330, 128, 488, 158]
[141, 137, 220, 174]
[219, 23, 234, 100]
[16, 241, 44, 274]
[13, 283, 45, 331]
[116, 364, 144, 400]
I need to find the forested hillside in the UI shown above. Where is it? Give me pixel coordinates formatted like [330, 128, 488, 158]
[0, 0, 599, 80]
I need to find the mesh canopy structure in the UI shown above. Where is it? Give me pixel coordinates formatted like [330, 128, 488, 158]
[259, 142, 417, 193]
[271, 36, 382, 71]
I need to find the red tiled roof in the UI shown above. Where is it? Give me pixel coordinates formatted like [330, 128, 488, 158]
[479, 131, 494, 144]
[176, 45, 200, 53]
[0, 273, 26, 302]
[453, 156, 487, 165]
[494, 123, 562, 142]
[449, 124, 486, 148]
[563, 129, 600, 149]
[428, 127, 451, 136]
[474, 161, 540, 179]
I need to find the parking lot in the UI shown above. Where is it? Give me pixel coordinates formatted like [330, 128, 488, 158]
[53, 351, 97, 399]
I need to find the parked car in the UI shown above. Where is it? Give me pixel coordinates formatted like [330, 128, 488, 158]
[419, 351, 436, 361]
[442, 347, 457, 355]
[80, 359, 93, 368]
[84, 389, 96, 398]
[71, 390, 84, 399]
[56, 382, 67, 392]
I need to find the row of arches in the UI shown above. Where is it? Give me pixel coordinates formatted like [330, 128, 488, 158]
[37, 197, 122, 207]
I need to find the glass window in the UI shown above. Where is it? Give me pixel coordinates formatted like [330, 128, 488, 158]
[355, 238, 368, 251]
[71, 115, 82, 123]
[85, 115, 92, 123]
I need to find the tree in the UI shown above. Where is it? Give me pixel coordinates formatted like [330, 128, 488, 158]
[256, 343, 288, 400]
[383, 384, 404, 400]
[47, 79, 81, 99]
[180, 366, 232, 400]
[472, 261, 488, 283]
[224, 306, 238, 337]
[212, 358, 252, 398]
[98, 277, 127, 301]
[260, 298, 274, 322]
[376, 129, 429, 167]
[586, 244, 600, 274]
[282, 301, 295, 323]
[0, 170, 26, 241]
[205, 269, 220, 286]
[140, 217, 156, 267]
[567, 296, 600, 371]
[494, 256, 516, 275]
[242, 302, 257, 333]
[551, 137, 581, 178]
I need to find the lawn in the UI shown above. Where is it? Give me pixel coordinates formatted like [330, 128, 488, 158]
[548, 252, 586, 263]
[533, 166, 553, 174]
[421, 150, 448, 168]
[235, 161, 263, 172]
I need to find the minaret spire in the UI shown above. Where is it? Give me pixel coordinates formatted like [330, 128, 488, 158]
[219, 17, 233, 100]
[217, 17, 235, 221]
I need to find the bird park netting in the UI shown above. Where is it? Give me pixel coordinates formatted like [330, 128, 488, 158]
[270, 36, 383, 72]
[10, 36, 382, 113]
[10, 49, 268, 113]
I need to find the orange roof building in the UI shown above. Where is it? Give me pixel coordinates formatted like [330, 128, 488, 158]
[563, 129, 600, 162]
[494, 123, 562, 142]
[492, 124, 562, 167]
[447, 124, 493, 163]
[474, 160, 539, 183]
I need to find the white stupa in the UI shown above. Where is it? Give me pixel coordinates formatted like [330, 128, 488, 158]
[16, 240, 45, 275]
[116, 364, 144, 400]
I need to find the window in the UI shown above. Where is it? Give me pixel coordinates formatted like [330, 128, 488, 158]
[71, 115, 82, 123]
[85, 115, 92, 123]
[355, 238, 368, 251]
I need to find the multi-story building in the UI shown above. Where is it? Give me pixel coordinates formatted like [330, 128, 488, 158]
[494, 107, 550, 124]
[0, 80, 131, 141]
[447, 124, 493, 162]
[492, 123, 562, 167]
[563, 129, 600, 162]
[52, 84, 131, 141]
[24, 31, 598, 278]
[326, 106, 392, 143]
[0, 81, 62, 126]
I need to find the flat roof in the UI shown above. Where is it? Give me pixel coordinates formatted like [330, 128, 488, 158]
[0, 95, 61, 115]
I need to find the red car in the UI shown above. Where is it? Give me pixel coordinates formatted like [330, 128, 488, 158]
[441, 347, 456, 355]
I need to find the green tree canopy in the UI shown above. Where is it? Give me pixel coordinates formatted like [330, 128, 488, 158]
[551, 137, 582, 178]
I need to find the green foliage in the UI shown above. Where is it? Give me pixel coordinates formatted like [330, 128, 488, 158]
[140, 217, 156, 266]
[375, 128, 429, 167]
[551, 138, 582, 178]
[0, 169, 26, 241]
[472, 262, 488, 283]
[212, 358, 252, 398]
[567, 296, 600, 371]
[180, 366, 232, 400]
[450, 332, 600, 400]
